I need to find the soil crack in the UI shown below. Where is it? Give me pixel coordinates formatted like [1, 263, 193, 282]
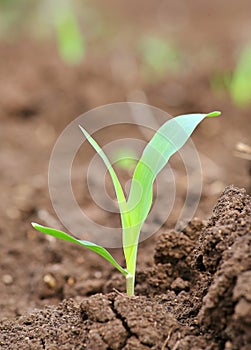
[109, 295, 152, 348]
[40, 337, 45, 349]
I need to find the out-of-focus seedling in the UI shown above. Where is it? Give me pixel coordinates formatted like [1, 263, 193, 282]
[0, 0, 85, 65]
[211, 45, 251, 108]
[111, 148, 137, 171]
[139, 36, 181, 81]
[53, 0, 85, 64]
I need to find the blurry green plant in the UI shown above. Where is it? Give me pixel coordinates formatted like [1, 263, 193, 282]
[111, 148, 137, 171]
[53, 0, 85, 64]
[0, 0, 27, 36]
[229, 45, 251, 108]
[211, 45, 251, 108]
[0, 0, 85, 65]
[32, 111, 220, 296]
[139, 36, 181, 82]
[0, 0, 17, 4]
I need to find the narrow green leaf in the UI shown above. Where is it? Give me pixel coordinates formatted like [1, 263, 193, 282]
[32, 223, 128, 277]
[79, 125, 131, 229]
[124, 111, 221, 273]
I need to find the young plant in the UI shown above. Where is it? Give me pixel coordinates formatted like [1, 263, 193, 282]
[53, 0, 85, 65]
[210, 45, 251, 108]
[229, 45, 251, 108]
[111, 148, 137, 171]
[32, 111, 221, 296]
[139, 35, 181, 82]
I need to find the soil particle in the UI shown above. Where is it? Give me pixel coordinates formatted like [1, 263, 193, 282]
[81, 294, 115, 322]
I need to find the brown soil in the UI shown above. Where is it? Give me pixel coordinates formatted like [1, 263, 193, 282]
[1, 1, 251, 349]
[1, 186, 251, 349]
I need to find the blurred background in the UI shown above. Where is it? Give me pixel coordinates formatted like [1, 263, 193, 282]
[0, 0, 251, 319]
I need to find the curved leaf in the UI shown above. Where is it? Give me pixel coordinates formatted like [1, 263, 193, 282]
[32, 223, 128, 277]
[79, 125, 131, 230]
[124, 111, 221, 273]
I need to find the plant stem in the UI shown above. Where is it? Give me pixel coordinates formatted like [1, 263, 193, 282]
[126, 273, 135, 296]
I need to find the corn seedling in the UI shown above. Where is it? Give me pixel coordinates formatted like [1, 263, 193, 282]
[111, 148, 137, 171]
[0, 0, 85, 65]
[139, 36, 181, 81]
[53, 0, 85, 64]
[230, 46, 251, 108]
[32, 111, 220, 296]
[211, 45, 251, 108]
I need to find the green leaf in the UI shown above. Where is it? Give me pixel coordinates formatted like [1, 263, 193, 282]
[54, 3, 85, 64]
[206, 111, 221, 117]
[230, 46, 251, 108]
[32, 223, 128, 277]
[111, 148, 137, 171]
[140, 36, 180, 79]
[79, 125, 131, 230]
[124, 111, 221, 274]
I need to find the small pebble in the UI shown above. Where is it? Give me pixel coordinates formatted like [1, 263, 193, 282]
[94, 271, 102, 279]
[240, 219, 246, 226]
[76, 257, 85, 264]
[67, 276, 75, 286]
[43, 274, 57, 289]
[225, 341, 232, 349]
[2, 274, 14, 285]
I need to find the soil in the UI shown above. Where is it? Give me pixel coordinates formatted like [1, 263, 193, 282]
[1, 0, 251, 349]
[0, 186, 251, 349]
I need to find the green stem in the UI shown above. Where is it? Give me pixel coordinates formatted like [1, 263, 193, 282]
[126, 273, 135, 296]
[123, 225, 140, 296]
